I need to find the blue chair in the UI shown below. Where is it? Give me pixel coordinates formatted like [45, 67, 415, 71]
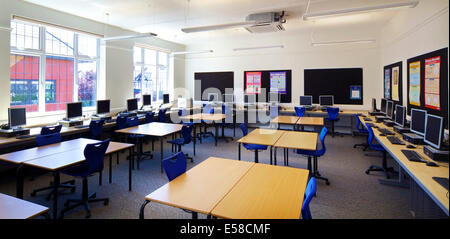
[158, 108, 167, 122]
[326, 107, 342, 138]
[40, 124, 62, 135]
[301, 177, 317, 219]
[89, 119, 104, 140]
[127, 116, 151, 169]
[197, 103, 214, 140]
[353, 114, 369, 150]
[296, 127, 330, 185]
[31, 132, 76, 200]
[114, 115, 128, 143]
[294, 107, 306, 117]
[60, 139, 110, 218]
[219, 103, 234, 140]
[145, 112, 154, 124]
[240, 123, 268, 163]
[168, 125, 194, 162]
[365, 124, 395, 179]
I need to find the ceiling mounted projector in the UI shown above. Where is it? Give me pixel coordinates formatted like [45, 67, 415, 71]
[181, 11, 286, 33]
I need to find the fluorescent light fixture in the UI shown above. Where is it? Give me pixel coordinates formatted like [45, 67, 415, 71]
[233, 45, 284, 51]
[312, 39, 376, 46]
[171, 50, 214, 55]
[302, 1, 419, 20]
[181, 22, 255, 33]
[101, 32, 157, 41]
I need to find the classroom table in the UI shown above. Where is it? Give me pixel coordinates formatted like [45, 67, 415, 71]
[273, 131, 318, 167]
[270, 115, 299, 130]
[180, 113, 227, 147]
[296, 117, 324, 131]
[0, 193, 49, 219]
[211, 163, 309, 219]
[236, 128, 286, 164]
[139, 157, 254, 219]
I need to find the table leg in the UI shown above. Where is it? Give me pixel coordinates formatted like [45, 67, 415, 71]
[215, 124, 218, 146]
[109, 154, 112, 184]
[193, 125, 196, 156]
[274, 147, 277, 165]
[255, 150, 259, 163]
[117, 151, 120, 165]
[238, 143, 241, 161]
[99, 171, 102, 185]
[160, 137, 164, 173]
[286, 148, 289, 166]
[129, 148, 133, 191]
[16, 164, 24, 199]
[270, 147, 273, 165]
[192, 212, 198, 219]
[53, 171, 60, 219]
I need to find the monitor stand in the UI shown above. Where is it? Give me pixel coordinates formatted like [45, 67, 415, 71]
[59, 118, 83, 127]
[0, 127, 30, 138]
[92, 114, 112, 121]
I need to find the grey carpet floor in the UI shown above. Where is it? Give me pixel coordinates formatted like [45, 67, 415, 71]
[0, 127, 412, 219]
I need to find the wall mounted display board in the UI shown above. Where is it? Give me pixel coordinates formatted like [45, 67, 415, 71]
[243, 70, 292, 103]
[195, 72, 234, 101]
[383, 61, 403, 106]
[304, 68, 363, 105]
[407, 47, 448, 129]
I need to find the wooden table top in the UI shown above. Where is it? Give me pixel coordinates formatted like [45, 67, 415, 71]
[0, 193, 49, 219]
[115, 122, 183, 137]
[274, 131, 318, 151]
[237, 129, 287, 146]
[211, 163, 309, 219]
[297, 117, 324, 126]
[359, 116, 449, 215]
[180, 113, 226, 122]
[270, 116, 299, 125]
[144, 157, 254, 215]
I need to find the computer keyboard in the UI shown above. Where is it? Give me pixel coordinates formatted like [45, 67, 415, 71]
[401, 150, 425, 162]
[378, 128, 395, 135]
[432, 177, 449, 190]
[366, 123, 377, 128]
[387, 136, 405, 145]
[364, 118, 373, 121]
[75, 125, 89, 129]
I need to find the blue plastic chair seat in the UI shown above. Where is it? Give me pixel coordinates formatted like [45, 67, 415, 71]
[167, 138, 185, 146]
[62, 163, 91, 178]
[243, 143, 268, 150]
[325, 117, 340, 122]
[296, 149, 316, 156]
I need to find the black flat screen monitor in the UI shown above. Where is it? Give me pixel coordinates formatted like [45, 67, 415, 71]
[410, 109, 427, 136]
[319, 95, 333, 106]
[386, 101, 394, 119]
[67, 102, 82, 119]
[300, 96, 312, 106]
[380, 98, 387, 114]
[97, 100, 110, 114]
[143, 95, 151, 106]
[372, 98, 377, 112]
[127, 98, 138, 112]
[394, 105, 406, 127]
[424, 114, 444, 149]
[8, 107, 26, 127]
[163, 94, 170, 104]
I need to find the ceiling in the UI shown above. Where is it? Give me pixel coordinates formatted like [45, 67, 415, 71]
[23, 0, 409, 44]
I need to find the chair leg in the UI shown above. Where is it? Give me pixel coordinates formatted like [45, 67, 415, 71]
[365, 151, 396, 179]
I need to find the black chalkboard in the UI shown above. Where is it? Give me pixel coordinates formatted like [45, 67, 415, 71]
[194, 72, 234, 101]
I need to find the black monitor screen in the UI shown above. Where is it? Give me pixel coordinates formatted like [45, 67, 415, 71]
[163, 94, 170, 104]
[394, 105, 405, 127]
[300, 96, 312, 106]
[386, 101, 394, 119]
[424, 114, 443, 149]
[8, 107, 26, 127]
[143, 95, 151, 106]
[127, 99, 138, 111]
[97, 100, 110, 114]
[67, 102, 82, 119]
[410, 109, 426, 136]
[372, 98, 377, 112]
[380, 98, 387, 114]
[244, 94, 256, 103]
[319, 95, 333, 106]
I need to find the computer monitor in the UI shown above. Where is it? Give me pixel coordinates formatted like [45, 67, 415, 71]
[142, 95, 151, 106]
[127, 98, 138, 112]
[394, 105, 406, 127]
[319, 95, 333, 106]
[8, 107, 26, 128]
[300, 96, 312, 106]
[372, 98, 377, 112]
[67, 102, 82, 119]
[244, 94, 256, 104]
[424, 114, 444, 149]
[386, 100, 394, 119]
[380, 98, 387, 114]
[410, 108, 427, 136]
[163, 94, 170, 104]
[96, 100, 110, 115]
[223, 94, 234, 103]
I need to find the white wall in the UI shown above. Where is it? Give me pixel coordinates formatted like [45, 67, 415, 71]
[0, 0, 186, 124]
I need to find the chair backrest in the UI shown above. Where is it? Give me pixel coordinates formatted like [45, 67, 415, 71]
[83, 139, 110, 174]
[145, 112, 154, 124]
[89, 119, 104, 139]
[126, 116, 140, 127]
[294, 107, 306, 117]
[240, 123, 249, 136]
[180, 125, 194, 144]
[354, 114, 365, 132]
[365, 124, 377, 148]
[327, 107, 340, 120]
[301, 177, 317, 219]
[316, 127, 328, 156]
[40, 124, 62, 135]
[162, 152, 187, 182]
[158, 108, 167, 122]
[36, 132, 61, 147]
[203, 104, 214, 114]
[116, 115, 128, 130]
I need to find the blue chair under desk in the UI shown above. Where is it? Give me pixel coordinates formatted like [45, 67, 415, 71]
[168, 125, 194, 162]
[295, 106, 306, 117]
[40, 124, 62, 135]
[240, 123, 268, 163]
[353, 114, 369, 150]
[326, 107, 343, 138]
[364, 124, 396, 179]
[301, 177, 317, 219]
[89, 119, 104, 140]
[126, 116, 152, 170]
[197, 103, 215, 141]
[158, 108, 168, 122]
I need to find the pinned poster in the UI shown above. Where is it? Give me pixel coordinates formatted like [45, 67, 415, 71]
[384, 69, 391, 99]
[269, 71, 287, 94]
[424, 56, 441, 110]
[350, 85, 361, 100]
[392, 66, 400, 101]
[246, 72, 261, 94]
[409, 61, 421, 106]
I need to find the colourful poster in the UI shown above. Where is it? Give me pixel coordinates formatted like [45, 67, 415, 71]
[409, 61, 421, 106]
[246, 72, 261, 94]
[269, 71, 286, 94]
[384, 69, 391, 99]
[424, 56, 440, 110]
[392, 66, 399, 101]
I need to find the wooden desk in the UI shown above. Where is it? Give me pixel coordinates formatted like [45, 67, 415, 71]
[359, 116, 449, 216]
[237, 129, 286, 164]
[297, 117, 324, 127]
[211, 163, 309, 219]
[180, 113, 227, 147]
[270, 115, 299, 125]
[0, 193, 49, 219]
[139, 157, 254, 219]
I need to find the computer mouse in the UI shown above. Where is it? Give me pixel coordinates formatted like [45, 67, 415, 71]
[379, 133, 386, 136]
[426, 161, 438, 167]
[406, 144, 416, 149]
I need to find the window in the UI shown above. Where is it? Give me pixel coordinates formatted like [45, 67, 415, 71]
[10, 20, 99, 113]
[133, 46, 169, 103]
